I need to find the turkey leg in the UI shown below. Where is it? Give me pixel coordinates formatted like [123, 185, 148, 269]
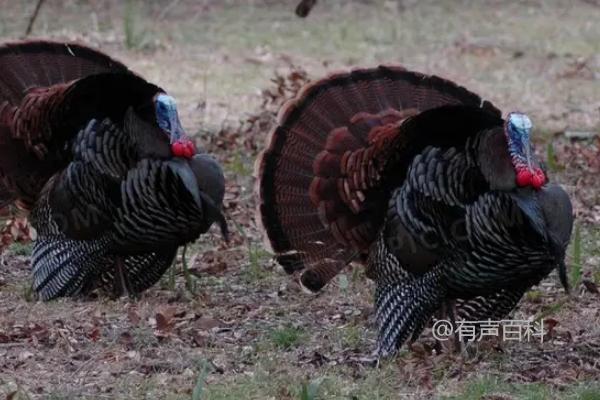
[113, 256, 130, 297]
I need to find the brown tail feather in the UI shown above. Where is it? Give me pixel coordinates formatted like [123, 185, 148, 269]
[0, 41, 153, 208]
[256, 66, 501, 292]
[0, 40, 130, 106]
[0, 155, 13, 209]
[0, 113, 50, 208]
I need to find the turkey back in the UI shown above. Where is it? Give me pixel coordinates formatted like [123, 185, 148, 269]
[256, 66, 501, 291]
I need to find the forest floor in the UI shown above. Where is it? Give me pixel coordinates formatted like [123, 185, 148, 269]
[0, 1, 599, 399]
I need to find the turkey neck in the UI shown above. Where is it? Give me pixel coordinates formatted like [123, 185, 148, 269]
[474, 128, 573, 271]
[475, 127, 518, 191]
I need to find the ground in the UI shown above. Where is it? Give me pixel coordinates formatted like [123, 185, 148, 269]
[0, 1, 599, 399]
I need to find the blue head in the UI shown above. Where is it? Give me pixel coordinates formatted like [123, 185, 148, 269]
[155, 93, 183, 143]
[154, 93, 196, 158]
[505, 112, 545, 189]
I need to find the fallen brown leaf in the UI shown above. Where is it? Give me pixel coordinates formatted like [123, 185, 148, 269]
[127, 306, 141, 326]
[155, 306, 178, 332]
[544, 318, 560, 337]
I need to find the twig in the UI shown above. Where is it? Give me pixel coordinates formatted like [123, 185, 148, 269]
[24, 0, 46, 36]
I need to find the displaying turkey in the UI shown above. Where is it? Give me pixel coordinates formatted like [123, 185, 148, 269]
[256, 66, 573, 356]
[0, 40, 227, 300]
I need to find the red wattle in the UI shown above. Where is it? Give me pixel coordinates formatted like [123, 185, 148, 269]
[184, 142, 196, 158]
[171, 141, 197, 159]
[531, 169, 546, 190]
[183, 144, 194, 158]
[516, 169, 532, 187]
[171, 142, 185, 157]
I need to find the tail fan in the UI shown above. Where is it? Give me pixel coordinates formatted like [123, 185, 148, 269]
[0, 104, 12, 206]
[0, 193, 10, 209]
[0, 40, 130, 106]
[0, 42, 156, 208]
[0, 103, 38, 207]
[256, 66, 500, 291]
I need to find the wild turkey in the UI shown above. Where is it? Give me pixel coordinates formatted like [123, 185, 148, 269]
[0, 40, 227, 300]
[256, 66, 573, 356]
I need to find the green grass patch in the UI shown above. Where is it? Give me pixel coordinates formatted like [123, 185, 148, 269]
[298, 377, 324, 400]
[545, 142, 562, 172]
[192, 361, 213, 400]
[337, 323, 363, 349]
[225, 152, 253, 178]
[8, 242, 33, 257]
[593, 270, 600, 286]
[244, 244, 271, 283]
[574, 384, 600, 400]
[525, 289, 543, 303]
[443, 376, 600, 400]
[200, 362, 402, 400]
[270, 325, 305, 350]
[232, 219, 273, 284]
[534, 297, 569, 322]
